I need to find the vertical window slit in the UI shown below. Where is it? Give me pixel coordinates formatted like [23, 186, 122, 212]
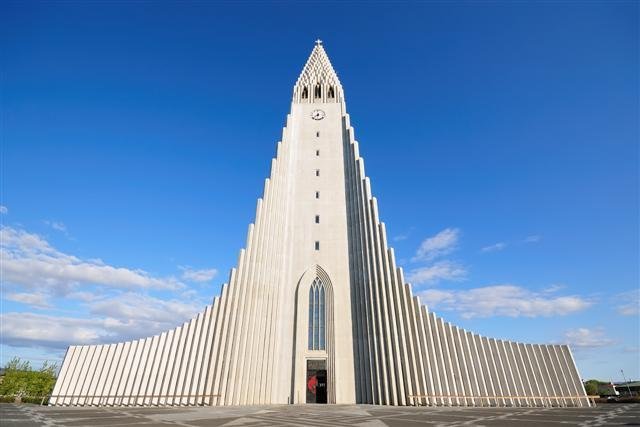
[308, 278, 326, 351]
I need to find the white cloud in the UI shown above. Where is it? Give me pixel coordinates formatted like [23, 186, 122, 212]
[0, 312, 109, 349]
[180, 266, 218, 283]
[90, 293, 200, 326]
[65, 291, 102, 302]
[1, 225, 51, 253]
[0, 224, 213, 353]
[481, 242, 507, 252]
[416, 288, 455, 306]
[393, 227, 414, 242]
[613, 290, 639, 316]
[406, 261, 467, 285]
[4, 292, 52, 309]
[1, 293, 203, 350]
[562, 327, 614, 349]
[44, 220, 67, 233]
[419, 284, 591, 318]
[412, 228, 460, 262]
[0, 225, 182, 293]
[542, 284, 566, 293]
[524, 235, 541, 243]
[0, 205, 7, 214]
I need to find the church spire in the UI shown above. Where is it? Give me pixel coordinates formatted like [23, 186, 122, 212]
[293, 41, 343, 104]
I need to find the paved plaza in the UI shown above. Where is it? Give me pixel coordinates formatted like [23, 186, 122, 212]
[1, 403, 639, 427]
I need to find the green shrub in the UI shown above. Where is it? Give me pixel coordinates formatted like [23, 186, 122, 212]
[0, 357, 58, 402]
[584, 380, 599, 396]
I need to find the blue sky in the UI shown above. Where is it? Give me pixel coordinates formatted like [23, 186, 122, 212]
[1, 1, 637, 381]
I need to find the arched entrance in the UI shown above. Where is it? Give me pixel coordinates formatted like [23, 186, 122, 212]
[292, 265, 335, 404]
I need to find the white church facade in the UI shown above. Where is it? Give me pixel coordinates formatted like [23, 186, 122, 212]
[50, 42, 590, 407]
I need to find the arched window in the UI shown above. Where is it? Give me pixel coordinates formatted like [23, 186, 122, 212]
[301, 86, 308, 99]
[314, 84, 322, 99]
[308, 278, 326, 350]
[327, 86, 335, 99]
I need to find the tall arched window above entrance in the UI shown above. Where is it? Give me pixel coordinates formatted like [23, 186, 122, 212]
[308, 278, 326, 350]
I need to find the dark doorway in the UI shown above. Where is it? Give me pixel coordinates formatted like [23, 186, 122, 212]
[306, 359, 327, 404]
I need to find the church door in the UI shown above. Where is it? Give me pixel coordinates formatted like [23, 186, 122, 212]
[306, 359, 327, 404]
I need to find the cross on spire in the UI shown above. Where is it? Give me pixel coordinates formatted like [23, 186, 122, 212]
[315, 39, 323, 46]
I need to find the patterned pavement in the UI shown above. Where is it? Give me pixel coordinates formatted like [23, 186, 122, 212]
[1, 403, 639, 427]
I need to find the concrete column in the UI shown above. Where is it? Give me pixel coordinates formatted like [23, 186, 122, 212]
[122, 340, 143, 406]
[86, 346, 107, 406]
[145, 333, 167, 406]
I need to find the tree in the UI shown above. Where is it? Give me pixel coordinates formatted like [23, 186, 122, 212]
[583, 379, 619, 397]
[584, 379, 599, 396]
[0, 357, 58, 401]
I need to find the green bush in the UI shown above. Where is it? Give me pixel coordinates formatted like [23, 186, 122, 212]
[0, 357, 58, 402]
[584, 380, 599, 396]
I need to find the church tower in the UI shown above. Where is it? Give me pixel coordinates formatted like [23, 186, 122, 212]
[50, 42, 590, 408]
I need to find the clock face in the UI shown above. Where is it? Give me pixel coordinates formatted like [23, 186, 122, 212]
[311, 109, 325, 120]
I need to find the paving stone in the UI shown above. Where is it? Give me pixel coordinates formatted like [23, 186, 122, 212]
[2, 403, 640, 427]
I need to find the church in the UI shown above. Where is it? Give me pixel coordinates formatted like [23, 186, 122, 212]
[50, 42, 590, 407]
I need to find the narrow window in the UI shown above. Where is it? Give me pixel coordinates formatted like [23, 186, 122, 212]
[308, 287, 314, 348]
[315, 241, 320, 250]
[316, 150, 320, 156]
[316, 131, 320, 137]
[301, 86, 308, 99]
[315, 215, 320, 224]
[315, 191, 320, 199]
[319, 285, 325, 349]
[308, 278, 326, 350]
[328, 86, 335, 99]
[314, 84, 321, 98]
[315, 169, 320, 177]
